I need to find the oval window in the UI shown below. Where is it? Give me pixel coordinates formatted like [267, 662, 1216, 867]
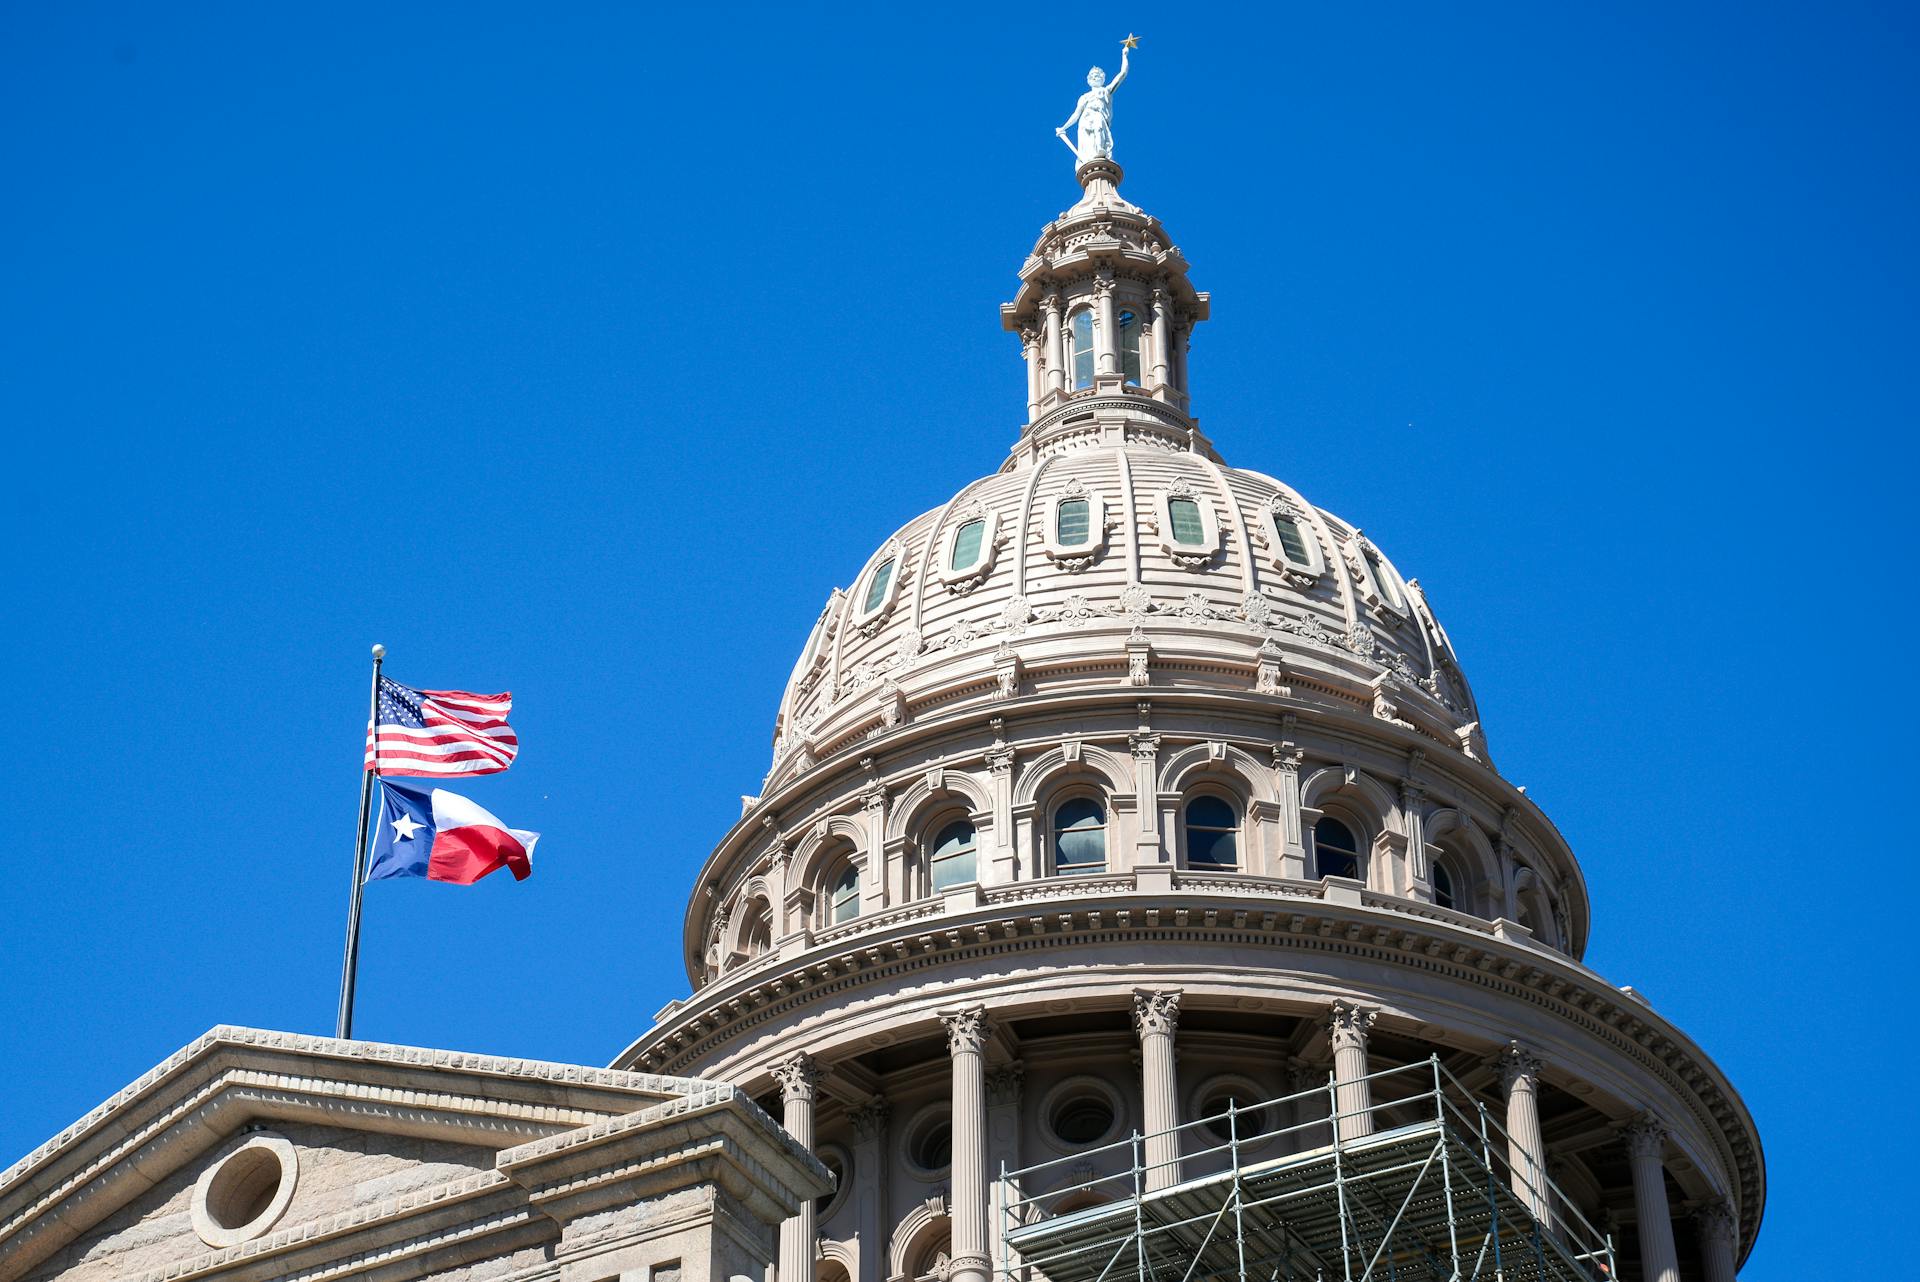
[1168, 498, 1206, 546]
[1056, 497, 1091, 547]
[910, 1117, 952, 1171]
[863, 558, 895, 614]
[1050, 1093, 1116, 1145]
[950, 519, 986, 570]
[1200, 1091, 1271, 1143]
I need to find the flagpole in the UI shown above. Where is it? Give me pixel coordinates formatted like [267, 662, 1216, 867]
[335, 642, 385, 1040]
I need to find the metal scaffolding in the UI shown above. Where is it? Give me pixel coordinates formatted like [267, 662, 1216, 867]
[996, 1057, 1614, 1282]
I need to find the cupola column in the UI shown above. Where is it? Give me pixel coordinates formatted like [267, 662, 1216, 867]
[1172, 322, 1190, 397]
[1043, 292, 1066, 399]
[1021, 327, 1043, 421]
[1132, 989, 1183, 1189]
[1623, 1115, 1682, 1282]
[1327, 1000, 1376, 1139]
[1150, 287, 1173, 392]
[1094, 274, 1119, 376]
[941, 1007, 993, 1282]
[1696, 1198, 1739, 1282]
[1497, 1043, 1550, 1223]
[773, 1052, 825, 1282]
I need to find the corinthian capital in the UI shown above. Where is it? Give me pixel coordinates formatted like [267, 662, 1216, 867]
[771, 1051, 825, 1101]
[1496, 1042, 1543, 1095]
[1327, 999, 1375, 1051]
[1132, 988, 1182, 1038]
[847, 1096, 891, 1141]
[1695, 1198, 1737, 1247]
[940, 1006, 992, 1056]
[1620, 1112, 1668, 1160]
[985, 1062, 1026, 1105]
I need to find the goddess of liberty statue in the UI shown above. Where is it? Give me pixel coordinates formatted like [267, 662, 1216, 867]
[1056, 36, 1137, 166]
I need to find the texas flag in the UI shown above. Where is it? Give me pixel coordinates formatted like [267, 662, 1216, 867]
[368, 780, 538, 885]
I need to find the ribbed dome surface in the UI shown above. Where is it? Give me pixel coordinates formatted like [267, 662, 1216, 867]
[768, 435, 1485, 791]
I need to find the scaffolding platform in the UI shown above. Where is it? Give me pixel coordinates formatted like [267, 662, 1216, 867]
[998, 1058, 1613, 1282]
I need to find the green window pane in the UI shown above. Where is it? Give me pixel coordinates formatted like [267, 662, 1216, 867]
[1118, 310, 1141, 386]
[1273, 515, 1310, 566]
[1056, 498, 1091, 546]
[1169, 497, 1206, 546]
[863, 558, 895, 613]
[951, 519, 985, 570]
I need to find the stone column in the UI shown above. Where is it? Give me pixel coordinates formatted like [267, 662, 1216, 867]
[1497, 1043, 1549, 1223]
[942, 1008, 993, 1282]
[1172, 323, 1190, 396]
[847, 1097, 891, 1282]
[1132, 989, 1183, 1189]
[1696, 1198, 1738, 1282]
[1094, 275, 1118, 376]
[1327, 1000, 1376, 1140]
[1043, 292, 1065, 398]
[1150, 288, 1172, 391]
[860, 785, 889, 914]
[1399, 776, 1431, 900]
[1622, 1114, 1681, 1282]
[774, 1052, 826, 1282]
[1021, 327, 1042, 422]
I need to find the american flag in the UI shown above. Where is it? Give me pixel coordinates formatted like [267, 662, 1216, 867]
[364, 676, 518, 777]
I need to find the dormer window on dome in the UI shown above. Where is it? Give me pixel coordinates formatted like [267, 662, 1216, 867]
[1261, 501, 1326, 580]
[1156, 484, 1221, 567]
[1043, 481, 1107, 568]
[938, 503, 1000, 592]
[1348, 534, 1409, 616]
[853, 539, 905, 633]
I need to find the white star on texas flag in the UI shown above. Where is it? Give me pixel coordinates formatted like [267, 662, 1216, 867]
[390, 813, 425, 842]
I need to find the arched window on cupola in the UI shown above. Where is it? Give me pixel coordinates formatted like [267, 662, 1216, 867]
[1183, 795, 1239, 869]
[1118, 309, 1142, 386]
[827, 862, 861, 925]
[1312, 816, 1363, 882]
[1431, 861, 1457, 912]
[929, 819, 977, 892]
[1069, 309, 1096, 390]
[1052, 797, 1108, 874]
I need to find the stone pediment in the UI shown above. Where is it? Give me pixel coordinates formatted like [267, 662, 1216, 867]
[0, 1026, 830, 1282]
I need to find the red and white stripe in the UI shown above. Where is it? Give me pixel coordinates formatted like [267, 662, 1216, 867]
[366, 689, 519, 777]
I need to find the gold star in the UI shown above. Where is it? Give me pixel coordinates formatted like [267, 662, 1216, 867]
[1122, 33, 1141, 50]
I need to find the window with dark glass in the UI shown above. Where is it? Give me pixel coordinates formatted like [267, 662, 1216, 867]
[1118, 309, 1141, 385]
[862, 558, 895, 613]
[1432, 862, 1455, 911]
[1168, 497, 1206, 546]
[1313, 817, 1361, 881]
[1056, 497, 1091, 546]
[1070, 310, 1095, 390]
[950, 519, 985, 570]
[1200, 1091, 1270, 1143]
[910, 1117, 952, 1171]
[1369, 548, 1407, 611]
[1049, 1093, 1116, 1145]
[829, 864, 860, 924]
[815, 1153, 845, 1215]
[1053, 797, 1107, 872]
[1185, 796, 1238, 868]
[930, 820, 976, 891]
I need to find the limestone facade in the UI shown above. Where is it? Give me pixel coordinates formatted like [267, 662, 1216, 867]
[622, 162, 1764, 1282]
[0, 1027, 830, 1282]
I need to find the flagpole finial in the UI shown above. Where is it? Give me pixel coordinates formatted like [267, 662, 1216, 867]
[371, 643, 386, 660]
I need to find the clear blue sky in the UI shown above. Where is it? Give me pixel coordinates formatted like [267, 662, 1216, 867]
[2, 4, 1912, 1274]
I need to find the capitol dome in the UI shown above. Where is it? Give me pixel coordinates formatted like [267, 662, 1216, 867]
[624, 148, 1760, 1282]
